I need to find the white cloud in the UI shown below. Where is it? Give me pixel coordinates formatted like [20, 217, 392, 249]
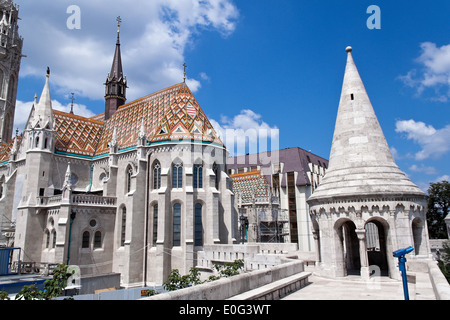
[211, 109, 279, 156]
[435, 174, 450, 182]
[17, 0, 239, 101]
[395, 119, 450, 160]
[390, 146, 400, 160]
[408, 164, 438, 175]
[399, 42, 450, 101]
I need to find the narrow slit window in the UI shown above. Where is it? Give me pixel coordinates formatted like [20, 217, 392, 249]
[350, 93, 354, 100]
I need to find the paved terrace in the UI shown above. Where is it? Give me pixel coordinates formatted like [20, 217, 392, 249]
[281, 265, 437, 300]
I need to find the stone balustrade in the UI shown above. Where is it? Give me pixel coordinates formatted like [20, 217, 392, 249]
[36, 194, 117, 207]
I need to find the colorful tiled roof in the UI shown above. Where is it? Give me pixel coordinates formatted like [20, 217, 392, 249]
[230, 171, 271, 203]
[0, 83, 223, 161]
[95, 82, 223, 156]
[0, 136, 21, 163]
[53, 110, 104, 157]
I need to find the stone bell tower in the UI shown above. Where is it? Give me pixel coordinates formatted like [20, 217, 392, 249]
[104, 16, 127, 120]
[0, 0, 23, 143]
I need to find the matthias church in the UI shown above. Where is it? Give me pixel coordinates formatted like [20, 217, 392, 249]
[0, 4, 236, 286]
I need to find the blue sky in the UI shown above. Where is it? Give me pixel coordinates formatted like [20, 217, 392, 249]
[13, 0, 450, 192]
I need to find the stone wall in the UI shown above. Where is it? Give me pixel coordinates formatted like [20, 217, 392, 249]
[143, 259, 304, 300]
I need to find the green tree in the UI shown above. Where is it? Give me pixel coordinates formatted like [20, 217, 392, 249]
[437, 241, 450, 284]
[163, 259, 244, 291]
[14, 264, 74, 300]
[213, 259, 244, 278]
[163, 267, 202, 291]
[427, 180, 449, 239]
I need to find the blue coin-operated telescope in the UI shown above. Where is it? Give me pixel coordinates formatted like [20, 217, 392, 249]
[393, 246, 414, 300]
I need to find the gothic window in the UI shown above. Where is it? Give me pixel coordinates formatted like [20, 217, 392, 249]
[82, 231, 90, 248]
[172, 161, 183, 189]
[152, 204, 158, 247]
[94, 231, 102, 249]
[0, 68, 4, 97]
[173, 203, 181, 246]
[213, 163, 220, 190]
[121, 206, 126, 247]
[45, 230, 50, 249]
[51, 230, 57, 249]
[35, 136, 39, 148]
[193, 163, 203, 189]
[126, 165, 133, 193]
[7, 75, 14, 102]
[195, 203, 203, 246]
[153, 161, 161, 189]
[0, 176, 4, 198]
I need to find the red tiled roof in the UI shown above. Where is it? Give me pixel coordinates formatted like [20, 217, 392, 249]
[0, 136, 22, 163]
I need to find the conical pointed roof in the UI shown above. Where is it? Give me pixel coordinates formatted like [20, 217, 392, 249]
[109, 35, 123, 80]
[33, 70, 54, 128]
[308, 47, 425, 201]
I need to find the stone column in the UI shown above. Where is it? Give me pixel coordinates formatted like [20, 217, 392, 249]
[312, 230, 321, 266]
[356, 228, 370, 280]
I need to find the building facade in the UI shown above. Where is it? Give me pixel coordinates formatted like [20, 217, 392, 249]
[228, 147, 328, 251]
[307, 47, 431, 280]
[0, 0, 23, 143]
[0, 25, 237, 287]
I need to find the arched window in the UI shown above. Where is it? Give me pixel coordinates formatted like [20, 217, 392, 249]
[152, 204, 158, 247]
[126, 166, 133, 193]
[193, 163, 203, 189]
[0, 68, 4, 97]
[153, 161, 161, 189]
[7, 75, 15, 102]
[51, 230, 57, 249]
[82, 231, 90, 248]
[94, 231, 102, 249]
[213, 163, 220, 190]
[0, 176, 4, 198]
[121, 206, 126, 247]
[172, 161, 183, 189]
[45, 230, 50, 249]
[195, 203, 203, 246]
[173, 203, 181, 246]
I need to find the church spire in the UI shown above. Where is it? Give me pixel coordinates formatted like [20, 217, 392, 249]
[308, 46, 424, 200]
[33, 67, 54, 129]
[104, 16, 127, 120]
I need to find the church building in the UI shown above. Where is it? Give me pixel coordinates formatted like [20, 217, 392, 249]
[0, 18, 237, 287]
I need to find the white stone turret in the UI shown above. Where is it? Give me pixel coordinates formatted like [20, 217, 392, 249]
[307, 47, 430, 281]
[308, 46, 425, 201]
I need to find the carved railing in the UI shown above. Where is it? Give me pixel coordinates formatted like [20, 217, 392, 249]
[36, 194, 116, 207]
[72, 194, 116, 206]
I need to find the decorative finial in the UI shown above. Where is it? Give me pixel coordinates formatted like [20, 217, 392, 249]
[46, 66, 50, 77]
[183, 62, 187, 83]
[346, 46, 352, 53]
[70, 92, 75, 114]
[117, 16, 122, 34]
